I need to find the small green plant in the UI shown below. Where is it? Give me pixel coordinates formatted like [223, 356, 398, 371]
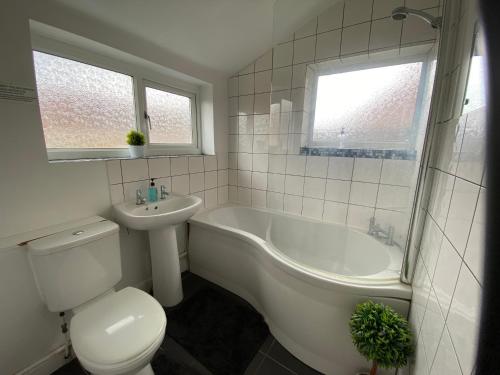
[349, 301, 412, 375]
[126, 130, 145, 146]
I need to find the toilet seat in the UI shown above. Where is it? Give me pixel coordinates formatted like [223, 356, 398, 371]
[70, 287, 166, 374]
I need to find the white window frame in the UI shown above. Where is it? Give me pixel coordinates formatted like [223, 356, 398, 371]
[307, 52, 431, 152]
[31, 34, 202, 161]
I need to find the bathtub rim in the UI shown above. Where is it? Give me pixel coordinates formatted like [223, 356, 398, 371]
[189, 204, 412, 300]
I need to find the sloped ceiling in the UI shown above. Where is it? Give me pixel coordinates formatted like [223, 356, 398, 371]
[51, 0, 338, 76]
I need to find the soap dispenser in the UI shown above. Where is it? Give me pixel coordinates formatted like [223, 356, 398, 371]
[148, 178, 158, 202]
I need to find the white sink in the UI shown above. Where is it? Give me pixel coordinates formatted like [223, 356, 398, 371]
[113, 194, 202, 230]
[113, 194, 202, 307]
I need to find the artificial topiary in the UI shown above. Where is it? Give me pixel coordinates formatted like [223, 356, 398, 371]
[349, 301, 412, 375]
[126, 130, 145, 146]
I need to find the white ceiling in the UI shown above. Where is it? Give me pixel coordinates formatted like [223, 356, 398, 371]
[51, 0, 337, 75]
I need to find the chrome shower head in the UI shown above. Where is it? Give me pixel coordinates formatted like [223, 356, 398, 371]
[391, 6, 442, 29]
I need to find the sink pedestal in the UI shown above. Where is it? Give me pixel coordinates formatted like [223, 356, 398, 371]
[148, 226, 183, 307]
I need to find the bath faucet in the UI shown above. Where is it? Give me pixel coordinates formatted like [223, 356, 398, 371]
[160, 185, 169, 200]
[368, 217, 394, 246]
[136, 189, 146, 205]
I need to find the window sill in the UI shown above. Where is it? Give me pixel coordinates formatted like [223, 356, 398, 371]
[300, 147, 417, 160]
[48, 154, 210, 164]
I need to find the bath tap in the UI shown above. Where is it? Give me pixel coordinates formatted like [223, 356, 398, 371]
[368, 217, 394, 246]
[160, 185, 169, 200]
[136, 189, 146, 205]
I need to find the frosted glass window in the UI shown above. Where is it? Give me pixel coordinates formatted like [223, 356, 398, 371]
[463, 56, 486, 114]
[145, 86, 193, 144]
[312, 62, 423, 149]
[33, 51, 136, 149]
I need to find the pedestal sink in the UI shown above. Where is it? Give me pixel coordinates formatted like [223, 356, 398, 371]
[113, 194, 202, 307]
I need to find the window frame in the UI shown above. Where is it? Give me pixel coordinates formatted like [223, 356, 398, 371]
[307, 53, 430, 153]
[32, 34, 202, 161]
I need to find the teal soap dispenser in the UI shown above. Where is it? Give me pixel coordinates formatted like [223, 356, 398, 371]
[148, 178, 158, 202]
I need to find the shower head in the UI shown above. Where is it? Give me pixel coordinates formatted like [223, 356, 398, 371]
[391, 6, 442, 29]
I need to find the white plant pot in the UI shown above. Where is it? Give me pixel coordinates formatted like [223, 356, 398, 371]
[128, 145, 145, 158]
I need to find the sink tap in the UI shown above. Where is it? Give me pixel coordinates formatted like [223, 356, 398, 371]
[136, 189, 146, 205]
[368, 217, 394, 246]
[160, 185, 169, 200]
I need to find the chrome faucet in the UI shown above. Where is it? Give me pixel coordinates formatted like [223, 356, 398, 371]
[368, 217, 394, 246]
[136, 189, 146, 205]
[160, 185, 169, 200]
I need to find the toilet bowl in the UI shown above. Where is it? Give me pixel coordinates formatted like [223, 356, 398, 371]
[26, 217, 166, 375]
[71, 287, 166, 375]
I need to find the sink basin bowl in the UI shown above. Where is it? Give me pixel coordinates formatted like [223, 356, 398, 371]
[113, 194, 203, 231]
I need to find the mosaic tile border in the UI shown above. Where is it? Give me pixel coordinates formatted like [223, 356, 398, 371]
[300, 147, 417, 160]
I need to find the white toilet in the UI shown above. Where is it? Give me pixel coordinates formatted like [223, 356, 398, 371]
[27, 217, 166, 375]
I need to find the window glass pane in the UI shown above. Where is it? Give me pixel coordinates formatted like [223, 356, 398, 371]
[313, 62, 423, 149]
[463, 56, 486, 114]
[145, 86, 193, 144]
[33, 51, 136, 149]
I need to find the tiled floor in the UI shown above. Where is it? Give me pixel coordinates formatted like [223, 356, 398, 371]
[53, 272, 322, 375]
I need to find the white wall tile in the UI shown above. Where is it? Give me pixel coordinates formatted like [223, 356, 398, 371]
[121, 159, 149, 182]
[347, 204, 375, 231]
[369, 17, 402, 51]
[171, 175, 189, 194]
[255, 70, 272, 93]
[427, 171, 454, 229]
[286, 155, 306, 175]
[238, 115, 254, 134]
[380, 160, 416, 186]
[284, 194, 303, 214]
[204, 155, 217, 172]
[420, 216, 444, 276]
[272, 67, 292, 91]
[376, 185, 410, 211]
[254, 114, 270, 134]
[228, 135, 238, 152]
[252, 154, 268, 172]
[123, 180, 149, 202]
[268, 173, 285, 193]
[316, 29, 342, 60]
[228, 186, 237, 202]
[254, 93, 270, 115]
[205, 171, 217, 189]
[353, 158, 383, 183]
[343, 0, 373, 26]
[349, 182, 378, 207]
[302, 197, 324, 219]
[292, 64, 308, 88]
[205, 188, 218, 209]
[456, 109, 486, 184]
[238, 153, 252, 171]
[372, 0, 403, 19]
[228, 153, 237, 169]
[239, 134, 254, 153]
[218, 186, 228, 204]
[238, 170, 252, 188]
[401, 8, 438, 45]
[269, 154, 287, 173]
[217, 170, 228, 186]
[447, 265, 482, 375]
[253, 135, 269, 153]
[106, 160, 122, 184]
[341, 22, 370, 56]
[328, 157, 354, 180]
[228, 170, 237, 186]
[267, 192, 284, 211]
[188, 156, 204, 173]
[238, 74, 254, 95]
[323, 201, 348, 224]
[228, 76, 238, 97]
[285, 175, 305, 196]
[268, 135, 288, 154]
[464, 188, 485, 283]
[109, 184, 124, 205]
[303, 177, 326, 199]
[429, 328, 462, 375]
[295, 17, 318, 39]
[239, 63, 254, 75]
[410, 255, 431, 334]
[444, 178, 479, 255]
[237, 187, 252, 205]
[273, 42, 293, 68]
[255, 50, 273, 72]
[239, 95, 254, 115]
[305, 156, 328, 177]
[189, 172, 204, 193]
[317, 2, 344, 33]
[252, 172, 268, 190]
[252, 189, 267, 208]
[325, 179, 351, 203]
[293, 36, 316, 64]
[420, 287, 445, 373]
[171, 157, 188, 176]
[229, 97, 238, 116]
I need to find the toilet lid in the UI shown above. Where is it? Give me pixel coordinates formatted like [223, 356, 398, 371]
[70, 287, 166, 366]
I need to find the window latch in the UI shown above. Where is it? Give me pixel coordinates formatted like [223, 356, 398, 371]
[144, 111, 152, 130]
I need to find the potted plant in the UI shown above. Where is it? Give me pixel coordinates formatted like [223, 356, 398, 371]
[349, 301, 412, 375]
[126, 130, 145, 158]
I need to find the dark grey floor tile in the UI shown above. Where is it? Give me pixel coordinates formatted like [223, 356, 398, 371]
[51, 359, 86, 375]
[267, 341, 322, 375]
[257, 357, 295, 375]
[160, 337, 212, 375]
[258, 334, 275, 354]
[244, 352, 266, 375]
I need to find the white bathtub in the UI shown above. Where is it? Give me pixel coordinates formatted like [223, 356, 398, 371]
[188, 205, 412, 375]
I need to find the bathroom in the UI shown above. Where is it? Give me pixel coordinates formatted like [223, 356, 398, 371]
[0, 0, 491, 374]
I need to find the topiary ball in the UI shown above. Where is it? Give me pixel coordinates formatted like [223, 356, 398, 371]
[126, 130, 145, 146]
[349, 301, 412, 369]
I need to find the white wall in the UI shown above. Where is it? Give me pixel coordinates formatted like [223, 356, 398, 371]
[0, 1, 227, 373]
